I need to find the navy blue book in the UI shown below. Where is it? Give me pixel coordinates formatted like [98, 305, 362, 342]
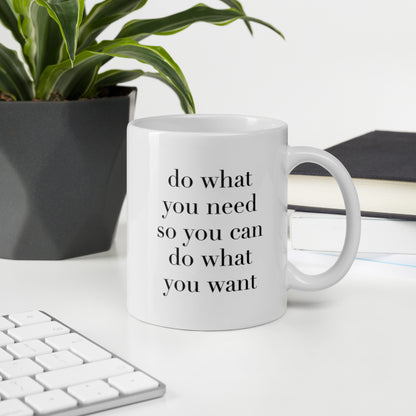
[288, 130, 416, 220]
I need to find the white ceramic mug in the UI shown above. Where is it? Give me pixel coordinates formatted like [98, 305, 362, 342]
[127, 115, 360, 330]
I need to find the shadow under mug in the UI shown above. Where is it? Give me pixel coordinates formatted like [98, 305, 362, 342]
[127, 115, 361, 330]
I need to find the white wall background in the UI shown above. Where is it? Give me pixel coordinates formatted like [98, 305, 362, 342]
[2, 0, 416, 148]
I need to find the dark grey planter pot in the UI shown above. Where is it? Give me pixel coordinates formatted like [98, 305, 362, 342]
[0, 87, 136, 260]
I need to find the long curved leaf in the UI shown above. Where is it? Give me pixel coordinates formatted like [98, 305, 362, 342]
[218, 0, 252, 34]
[141, 72, 194, 115]
[95, 40, 194, 113]
[0, 69, 19, 100]
[117, 4, 284, 41]
[20, 3, 63, 84]
[242, 16, 284, 39]
[11, 0, 68, 82]
[35, 0, 84, 62]
[37, 39, 195, 113]
[78, 0, 147, 51]
[0, 0, 25, 45]
[36, 50, 106, 100]
[0, 43, 33, 100]
[94, 69, 192, 113]
[95, 69, 145, 88]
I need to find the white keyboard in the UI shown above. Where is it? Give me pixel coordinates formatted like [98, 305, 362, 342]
[0, 311, 165, 416]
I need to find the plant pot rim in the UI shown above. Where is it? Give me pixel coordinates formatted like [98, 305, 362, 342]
[0, 86, 136, 105]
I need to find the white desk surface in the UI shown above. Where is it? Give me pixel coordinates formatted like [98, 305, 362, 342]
[1, 217, 415, 416]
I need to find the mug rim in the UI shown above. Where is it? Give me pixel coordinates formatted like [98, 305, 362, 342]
[129, 114, 287, 136]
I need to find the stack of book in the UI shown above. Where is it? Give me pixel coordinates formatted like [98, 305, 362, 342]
[288, 130, 416, 254]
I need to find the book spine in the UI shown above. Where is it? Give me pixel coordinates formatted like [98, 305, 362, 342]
[289, 213, 416, 254]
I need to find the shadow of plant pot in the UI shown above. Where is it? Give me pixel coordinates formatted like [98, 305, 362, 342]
[0, 87, 136, 260]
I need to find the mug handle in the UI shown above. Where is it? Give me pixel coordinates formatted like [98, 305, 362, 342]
[287, 146, 361, 290]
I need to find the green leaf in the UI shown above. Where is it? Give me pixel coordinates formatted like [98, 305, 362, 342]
[94, 69, 192, 113]
[0, 69, 18, 100]
[95, 40, 195, 113]
[18, 2, 63, 84]
[118, 4, 240, 40]
[0, 43, 33, 100]
[11, 0, 73, 82]
[95, 69, 145, 88]
[36, 50, 105, 100]
[117, 4, 284, 41]
[243, 16, 284, 39]
[218, 0, 252, 34]
[78, 0, 147, 51]
[37, 39, 195, 113]
[0, 0, 25, 45]
[141, 72, 194, 115]
[35, 0, 84, 62]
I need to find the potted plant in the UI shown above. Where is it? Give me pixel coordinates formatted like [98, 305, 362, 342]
[0, 0, 283, 260]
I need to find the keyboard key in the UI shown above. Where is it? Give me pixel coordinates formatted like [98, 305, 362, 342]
[25, 390, 77, 415]
[70, 340, 111, 362]
[8, 312, 51, 327]
[0, 318, 14, 332]
[0, 359, 44, 379]
[109, 372, 160, 395]
[7, 341, 52, 359]
[0, 376, 44, 399]
[0, 349, 13, 363]
[67, 380, 119, 405]
[0, 333, 14, 348]
[45, 334, 111, 362]
[8, 322, 69, 342]
[45, 333, 86, 351]
[35, 351, 83, 371]
[0, 399, 33, 416]
[36, 358, 134, 389]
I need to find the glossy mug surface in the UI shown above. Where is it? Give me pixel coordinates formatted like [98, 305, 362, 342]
[127, 115, 360, 330]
